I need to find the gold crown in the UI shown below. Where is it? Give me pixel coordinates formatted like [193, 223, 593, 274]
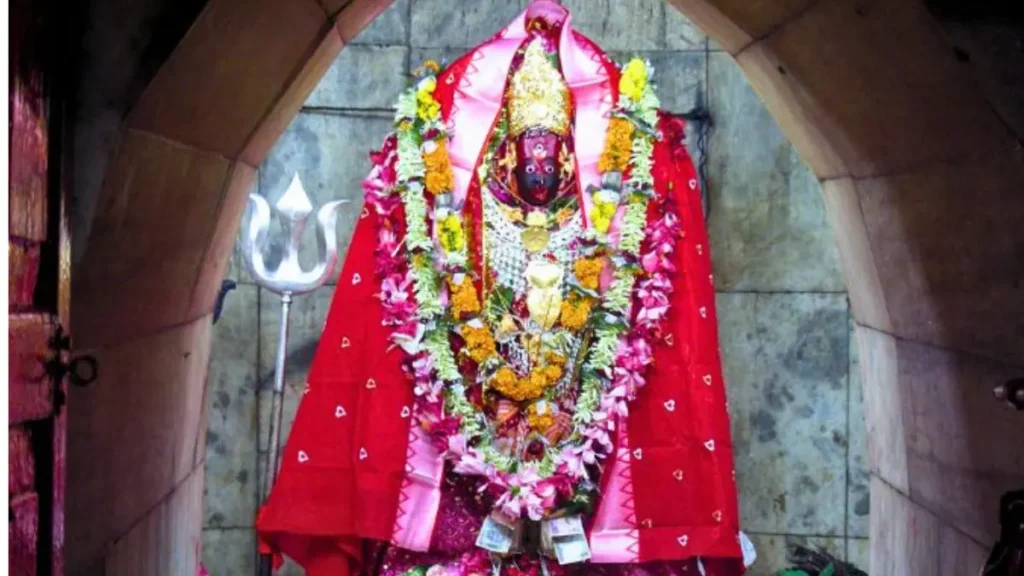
[508, 38, 571, 137]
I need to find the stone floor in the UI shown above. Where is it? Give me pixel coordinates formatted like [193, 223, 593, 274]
[200, 2, 870, 574]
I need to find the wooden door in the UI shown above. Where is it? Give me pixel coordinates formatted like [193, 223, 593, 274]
[9, 0, 75, 573]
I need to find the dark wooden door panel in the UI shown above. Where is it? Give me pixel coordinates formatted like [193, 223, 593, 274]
[10, 240, 42, 310]
[10, 428, 37, 497]
[10, 0, 69, 572]
[9, 313, 57, 426]
[10, 493, 40, 576]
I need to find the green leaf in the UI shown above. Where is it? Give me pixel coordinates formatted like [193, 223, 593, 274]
[776, 570, 810, 576]
[820, 564, 836, 576]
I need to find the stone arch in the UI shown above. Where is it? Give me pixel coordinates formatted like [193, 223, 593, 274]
[68, 0, 1024, 573]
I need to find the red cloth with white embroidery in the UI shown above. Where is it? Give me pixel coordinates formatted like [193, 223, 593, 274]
[257, 10, 743, 576]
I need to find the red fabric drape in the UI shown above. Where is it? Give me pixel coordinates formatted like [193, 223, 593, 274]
[257, 44, 743, 576]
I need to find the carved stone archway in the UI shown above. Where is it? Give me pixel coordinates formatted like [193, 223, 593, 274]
[68, 0, 1024, 573]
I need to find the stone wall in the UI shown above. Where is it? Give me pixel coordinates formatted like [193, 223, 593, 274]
[201, 2, 868, 574]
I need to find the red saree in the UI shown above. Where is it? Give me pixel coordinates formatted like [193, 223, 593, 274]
[257, 3, 744, 574]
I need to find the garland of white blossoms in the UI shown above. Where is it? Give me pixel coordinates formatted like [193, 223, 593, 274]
[368, 57, 674, 520]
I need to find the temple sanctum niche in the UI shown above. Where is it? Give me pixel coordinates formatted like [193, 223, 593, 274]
[9, 0, 1023, 575]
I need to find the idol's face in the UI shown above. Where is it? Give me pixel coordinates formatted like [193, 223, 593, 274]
[515, 129, 562, 207]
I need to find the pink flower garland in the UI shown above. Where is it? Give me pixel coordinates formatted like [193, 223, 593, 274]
[361, 133, 682, 520]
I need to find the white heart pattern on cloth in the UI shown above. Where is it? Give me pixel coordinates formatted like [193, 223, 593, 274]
[677, 535, 689, 547]
[297, 450, 309, 463]
[688, 179, 698, 190]
[704, 440, 716, 451]
[664, 399, 676, 412]
[366, 378, 377, 389]
[632, 448, 643, 460]
[341, 337, 351, 348]
[713, 510, 723, 522]
[352, 273, 361, 285]
[359, 448, 368, 460]
[703, 374, 713, 386]
[673, 469, 684, 481]
[335, 405, 346, 418]
[400, 406, 411, 418]
[699, 307, 707, 318]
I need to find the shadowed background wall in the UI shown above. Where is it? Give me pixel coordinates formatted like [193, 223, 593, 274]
[64, 0, 1024, 575]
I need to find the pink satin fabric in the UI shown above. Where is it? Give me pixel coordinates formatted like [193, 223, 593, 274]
[589, 418, 641, 563]
[390, 414, 445, 551]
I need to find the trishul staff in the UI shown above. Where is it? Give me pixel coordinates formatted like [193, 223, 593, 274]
[242, 173, 345, 576]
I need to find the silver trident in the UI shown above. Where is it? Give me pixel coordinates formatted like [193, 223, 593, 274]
[243, 174, 345, 576]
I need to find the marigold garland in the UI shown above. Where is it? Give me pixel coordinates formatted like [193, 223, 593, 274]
[423, 141, 454, 195]
[365, 56, 683, 521]
[597, 117, 635, 173]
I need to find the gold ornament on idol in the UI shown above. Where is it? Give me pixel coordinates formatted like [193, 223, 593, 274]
[525, 258, 563, 329]
[507, 38, 571, 137]
[521, 210, 551, 253]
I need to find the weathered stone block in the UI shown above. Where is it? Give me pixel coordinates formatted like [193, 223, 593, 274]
[410, 0, 529, 48]
[257, 112, 392, 284]
[561, 0, 664, 51]
[408, 47, 471, 74]
[870, 476, 940, 576]
[107, 468, 204, 576]
[760, 0, 1011, 178]
[67, 318, 211, 569]
[847, 537, 869, 571]
[718, 292, 850, 536]
[938, 524, 989, 576]
[202, 528, 255, 575]
[707, 53, 843, 292]
[856, 325, 909, 493]
[847, 316, 870, 538]
[204, 285, 259, 528]
[305, 46, 409, 109]
[899, 339, 1024, 544]
[665, 4, 706, 50]
[350, 0, 409, 45]
[744, 533, 845, 575]
[855, 150, 1024, 365]
[127, 0, 328, 159]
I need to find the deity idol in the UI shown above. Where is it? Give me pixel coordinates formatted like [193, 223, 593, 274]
[257, 3, 747, 575]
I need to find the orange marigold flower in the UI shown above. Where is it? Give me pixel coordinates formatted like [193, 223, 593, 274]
[449, 277, 480, 318]
[494, 367, 519, 389]
[423, 141, 454, 195]
[573, 257, 604, 291]
[462, 323, 496, 364]
[559, 296, 592, 332]
[528, 411, 555, 433]
[598, 118, 634, 174]
[543, 364, 563, 382]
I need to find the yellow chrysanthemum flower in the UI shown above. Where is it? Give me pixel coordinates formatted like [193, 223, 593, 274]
[620, 58, 648, 102]
[590, 200, 618, 234]
[438, 214, 465, 253]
